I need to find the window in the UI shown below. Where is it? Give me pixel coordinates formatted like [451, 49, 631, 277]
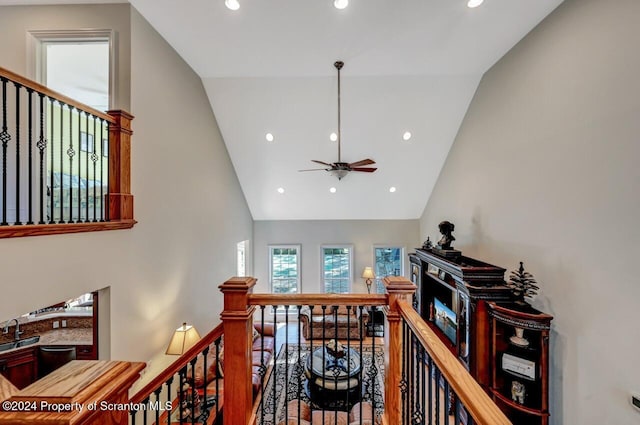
[374, 246, 404, 293]
[322, 246, 352, 294]
[237, 240, 248, 277]
[269, 245, 301, 293]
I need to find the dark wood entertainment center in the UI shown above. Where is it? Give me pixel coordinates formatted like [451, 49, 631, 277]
[409, 248, 552, 425]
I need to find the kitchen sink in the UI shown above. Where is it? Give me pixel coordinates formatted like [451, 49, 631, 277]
[0, 336, 41, 352]
[16, 335, 40, 347]
[0, 341, 17, 352]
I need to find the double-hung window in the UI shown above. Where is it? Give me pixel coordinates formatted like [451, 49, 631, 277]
[374, 246, 404, 293]
[269, 245, 301, 294]
[322, 245, 352, 294]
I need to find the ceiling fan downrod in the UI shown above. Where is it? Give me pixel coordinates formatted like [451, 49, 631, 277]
[335, 60, 343, 163]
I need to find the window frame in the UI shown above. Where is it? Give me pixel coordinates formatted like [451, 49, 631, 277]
[373, 245, 405, 294]
[269, 244, 301, 294]
[321, 244, 353, 294]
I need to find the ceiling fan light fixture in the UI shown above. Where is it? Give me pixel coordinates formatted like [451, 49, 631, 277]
[331, 169, 349, 180]
[225, 0, 240, 10]
[334, 0, 349, 10]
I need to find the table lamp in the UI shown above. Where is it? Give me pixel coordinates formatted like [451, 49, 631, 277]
[166, 322, 201, 355]
[362, 267, 375, 294]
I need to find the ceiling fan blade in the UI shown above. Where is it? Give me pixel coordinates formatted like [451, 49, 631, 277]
[351, 167, 377, 173]
[348, 158, 375, 167]
[311, 160, 333, 167]
[298, 168, 328, 172]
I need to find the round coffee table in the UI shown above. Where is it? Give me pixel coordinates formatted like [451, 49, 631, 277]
[304, 346, 362, 409]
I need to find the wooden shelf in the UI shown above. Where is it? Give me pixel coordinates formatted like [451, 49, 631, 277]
[492, 390, 550, 417]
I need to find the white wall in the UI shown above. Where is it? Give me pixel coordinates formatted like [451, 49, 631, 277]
[0, 4, 253, 362]
[253, 220, 420, 293]
[420, 0, 640, 423]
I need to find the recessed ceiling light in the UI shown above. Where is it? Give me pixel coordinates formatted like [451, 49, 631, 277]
[402, 131, 412, 141]
[277, 187, 285, 194]
[334, 0, 348, 10]
[225, 0, 240, 10]
[265, 133, 274, 142]
[389, 187, 397, 193]
[330, 132, 338, 142]
[467, 0, 483, 8]
[329, 187, 337, 193]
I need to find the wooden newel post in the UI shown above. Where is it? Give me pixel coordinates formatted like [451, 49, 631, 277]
[107, 110, 134, 221]
[384, 276, 416, 425]
[220, 276, 256, 425]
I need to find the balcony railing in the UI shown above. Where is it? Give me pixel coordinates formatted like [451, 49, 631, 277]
[207, 276, 512, 425]
[0, 66, 135, 238]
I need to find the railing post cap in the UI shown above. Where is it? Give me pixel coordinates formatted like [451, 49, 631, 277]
[219, 276, 257, 292]
[384, 276, 416, 293]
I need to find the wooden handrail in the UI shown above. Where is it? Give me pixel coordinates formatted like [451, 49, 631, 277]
[397, 299, 512, 425]
[129, 323, 223, 405]
[0, 66, 114, 123]
[248, 293, 388, 306]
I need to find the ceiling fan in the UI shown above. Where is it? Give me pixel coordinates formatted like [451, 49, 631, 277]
[299, 60, 377, 180]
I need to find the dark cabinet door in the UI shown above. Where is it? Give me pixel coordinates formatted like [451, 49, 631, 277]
[0, 347, 37, 389]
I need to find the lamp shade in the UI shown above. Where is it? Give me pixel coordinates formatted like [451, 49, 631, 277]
[166, 322, 201, 355]
[362, 267, 375, 279]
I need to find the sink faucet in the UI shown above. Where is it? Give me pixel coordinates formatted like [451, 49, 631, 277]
[2, 318, 23, 341]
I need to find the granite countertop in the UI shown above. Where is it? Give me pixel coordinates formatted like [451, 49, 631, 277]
[38, 328, 93, 346]
[0, 328, 92, 356]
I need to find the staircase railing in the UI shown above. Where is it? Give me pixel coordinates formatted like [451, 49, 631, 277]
[129, 324, 224, 425]
[0, 66, 134, 238]
[215, 276, 511, 425]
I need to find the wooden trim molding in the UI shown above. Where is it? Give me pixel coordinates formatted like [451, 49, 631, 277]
[0, 220, 136, 239]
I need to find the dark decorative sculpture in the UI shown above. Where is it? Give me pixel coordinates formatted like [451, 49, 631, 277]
[436, 220, 456, 250]
[508, 261, 540, 303]
[422, 236, 433, 250]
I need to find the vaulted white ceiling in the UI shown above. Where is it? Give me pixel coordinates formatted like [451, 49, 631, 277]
[2, 0, 564, 219]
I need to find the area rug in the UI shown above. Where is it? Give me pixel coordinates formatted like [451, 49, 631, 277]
[256, 343, 385, 425]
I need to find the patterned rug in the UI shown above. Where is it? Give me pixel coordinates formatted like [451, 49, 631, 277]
[256, 343, 385, 425]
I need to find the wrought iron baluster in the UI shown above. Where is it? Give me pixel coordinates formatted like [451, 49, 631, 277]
[444, 379, 450, 424]
[14, 82, 21, 225]
[153, 387, 162, 425]
[37, 93, 46, 224]
[428, 355, 433, 425]
[67, 105, 75, 223]
[178, 366, 187, 423]
[99, 118, 105, 221]
[48, 99, 54, 223]
[259, 305, 266, 425]
[435, 367, 441, 424]
[190, 357, 197, 425]
[359, 305, 364, 425]
[84, 112, 89, 221]
[1, 77, 10, 226]
[201, 346, 210, 422]
[166, 375, 174, 419]
[272, 305, 278, 425]
[27, 88, 33, 224]
[141, 396, 149, 425]
[91, 116, 98, 222]
[58, 101, 64, 223]
[105, 121, 109, 221]
[296, 305, 302, 423]
[370, 305, 377, 422]
[421, 345, 426, 425]
[77, 111, 82, 221]
[284, 305, 289, 425]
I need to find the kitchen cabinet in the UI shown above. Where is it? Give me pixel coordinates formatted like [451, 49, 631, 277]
[0, 346, 38, 389]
